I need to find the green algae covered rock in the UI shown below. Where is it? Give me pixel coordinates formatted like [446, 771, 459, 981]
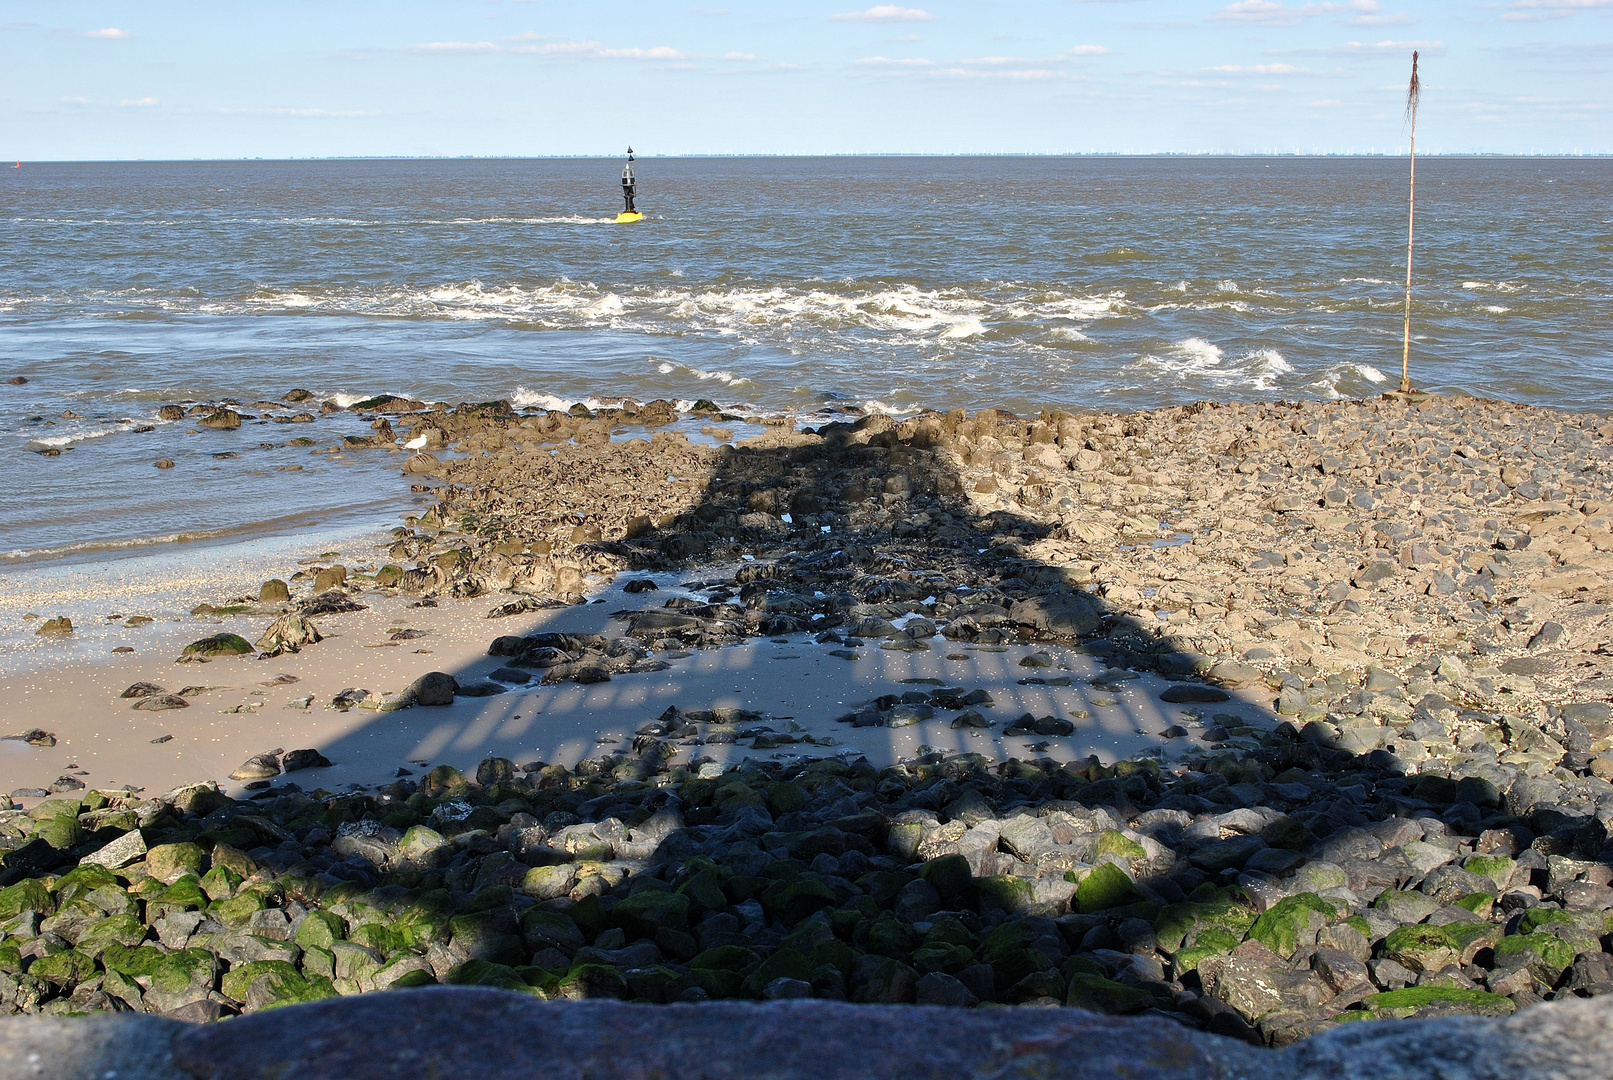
[1247, 893, 1336, 959]
[1076, 862, 1145, 913]
[613, 889, 691, 937]
[294, 909, 347, 951]
[182, 632, 254, 657]
[0, 879, 55, 920]
[1066, 972, 1152, 1014]
[146, 842, 208, 885]
[1361, 986, 1515, 1019]
[977, 874, 1034, 913]
[1493, 932, 1578, 983]
[1381, 924, 1460, 974]
[1462, 854, 1516, 892]
[74, 914, 149, 958]
[1094, 830, 1148, 865]
[29, 948, 99, 987]
[1171, 928, 1242, 975]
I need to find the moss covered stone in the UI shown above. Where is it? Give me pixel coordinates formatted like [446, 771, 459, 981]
[294, 909, 347, 951]
[1493, 932, 1577, 983]
[1462, 855, 1516, 893]
[349, 922, 406, 957]
[1094, 830, 1148, 866]
[74, 914, 149, 957]
[614, 889, 691, 937]
[1076, 862, 1145, 914]
[101, 944, 216, 995]
[198, 865, 242, 902]
[1172, 928, 1242, 974]
[1066, 972, 1152, 1014]
[1363, 986, 1515, 1018]
[145, 842, 208, 885]
[1247, 893, 1336, 959]
[977, 874, 1035, 913]
[0, 879, 55, 920]
[182, 633, 254, 657]
[29, 948, 99, 987]
[1381, 924, 1460, 974]
[918, 854, 973, 900]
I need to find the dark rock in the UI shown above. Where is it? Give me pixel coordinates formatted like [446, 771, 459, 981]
[409, 671, 458, 706]
[1160, 685, 1230, 704]
[281, 749, 333, 772]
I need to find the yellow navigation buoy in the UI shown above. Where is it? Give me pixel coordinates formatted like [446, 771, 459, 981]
[616, 148, 642, 223]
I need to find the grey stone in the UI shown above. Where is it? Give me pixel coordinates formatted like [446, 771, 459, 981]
[408, 671, 459, 706]
[2, 988, 1613, 1079]
[80, 828, 148, 870]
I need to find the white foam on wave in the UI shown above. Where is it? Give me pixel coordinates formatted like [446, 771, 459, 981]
[583, 293, 626, 318]
[940, 317, 987, 340]
[860, 400, 922, 418]
[194, 280, 1128, 350]
[509, 388, 575, 413]
[1462, 281, 1525, 294]
[1306, 363, 1389, 400]
[1483, 305, 1510, 314]
[652, 360, 753, 387]
[1340, 277, 1390, 286]
[1136, 338, 1294, 391]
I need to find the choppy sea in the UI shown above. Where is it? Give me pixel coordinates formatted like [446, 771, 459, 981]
[3, 155, 1611, 567]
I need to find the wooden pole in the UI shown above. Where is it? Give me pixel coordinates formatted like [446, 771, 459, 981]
[1400, 51, 1420, 394]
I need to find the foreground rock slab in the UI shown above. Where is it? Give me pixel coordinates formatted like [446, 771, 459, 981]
[3, 988, 1611, 1080]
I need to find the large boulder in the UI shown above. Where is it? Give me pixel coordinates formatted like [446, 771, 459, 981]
[3, 991, 1613, 1079]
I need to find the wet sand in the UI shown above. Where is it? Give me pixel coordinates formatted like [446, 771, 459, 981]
[0, 568, 1261, 804]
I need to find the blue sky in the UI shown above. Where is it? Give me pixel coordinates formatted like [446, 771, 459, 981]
[3, 2, 1609, 157]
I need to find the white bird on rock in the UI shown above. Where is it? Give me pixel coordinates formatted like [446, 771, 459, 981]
[403, 434, 428, 450]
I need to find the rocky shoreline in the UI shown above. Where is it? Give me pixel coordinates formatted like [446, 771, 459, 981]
[6, 391, 1613, 1050]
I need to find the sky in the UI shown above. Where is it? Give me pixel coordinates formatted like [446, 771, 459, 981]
[2, 1, 1609, 158]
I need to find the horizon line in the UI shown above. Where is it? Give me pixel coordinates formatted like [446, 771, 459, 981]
[10, 151, 1613, 164]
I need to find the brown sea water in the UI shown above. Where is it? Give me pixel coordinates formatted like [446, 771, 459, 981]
[2, 156, 1610, 561]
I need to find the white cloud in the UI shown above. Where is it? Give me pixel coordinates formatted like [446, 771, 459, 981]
[856, 55, 934, 65]
[1063, 44, 1111, 55]
[831, 6, 935, 22]
[1206, 62, 1311, 73]
[412, 41, 499, 54]
[1211, 0, 1307, 25]
[83, 27, 131, 39]
[60, 96, 91, 105]
[1209, 0, 1410, 26]
[118, 97, 158, 107]
[1502, 0, 1613, 20]
[1277, 38, 1444, 55]
[403, 35, 702, 62]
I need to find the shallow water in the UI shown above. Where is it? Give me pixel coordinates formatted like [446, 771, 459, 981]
[3, 156, 1611, 563]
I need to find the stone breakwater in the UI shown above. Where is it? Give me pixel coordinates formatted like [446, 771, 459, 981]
[6, 392, 1613, 1054]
